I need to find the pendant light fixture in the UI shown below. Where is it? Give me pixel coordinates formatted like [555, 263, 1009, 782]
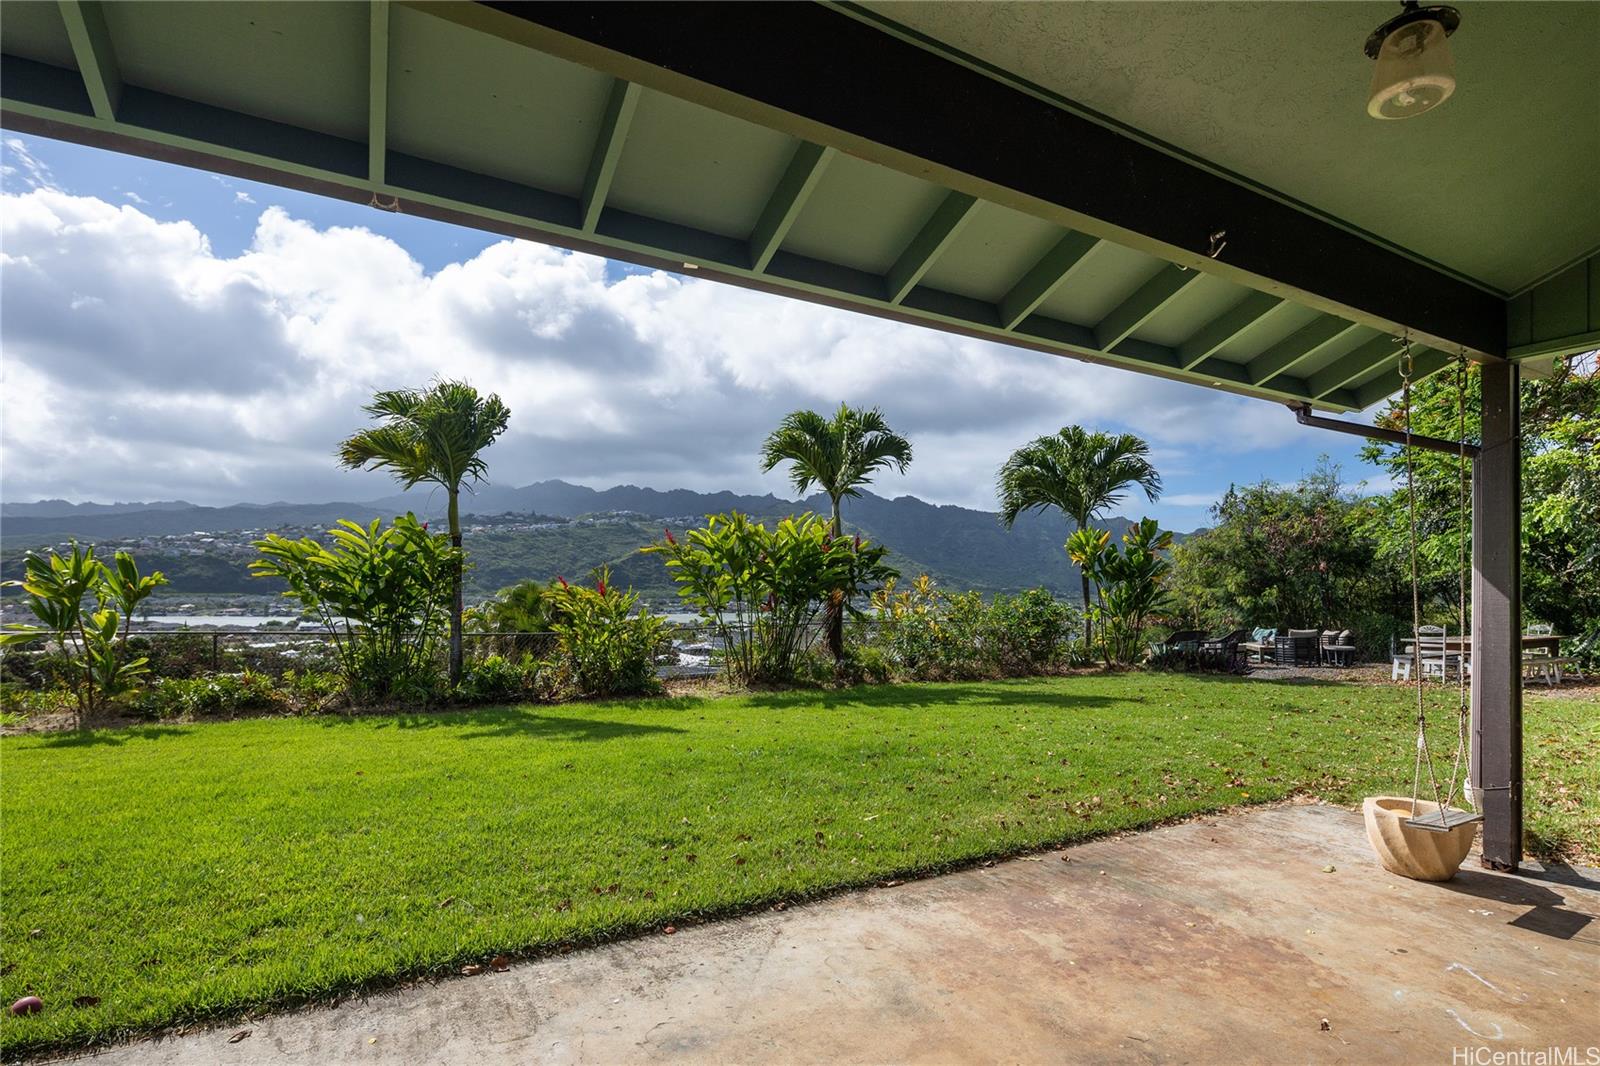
[1364, 1, 1462, 120]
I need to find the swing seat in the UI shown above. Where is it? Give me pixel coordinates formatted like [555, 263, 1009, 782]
[1363, 796, 1478, 881]
[1404, 807, 1482, 833]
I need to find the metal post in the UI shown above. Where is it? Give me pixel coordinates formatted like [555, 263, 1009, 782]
[1471, 360, 1521, 872]
[212, 632, 221, 671]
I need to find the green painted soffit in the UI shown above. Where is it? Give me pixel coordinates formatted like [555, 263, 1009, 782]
[11, 0, 1590, 412]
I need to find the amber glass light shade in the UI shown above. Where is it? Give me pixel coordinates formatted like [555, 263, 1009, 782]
[1368, 17, 1457, 120]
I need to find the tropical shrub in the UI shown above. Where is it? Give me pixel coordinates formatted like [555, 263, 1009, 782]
[455, 653, 546, 703]
[869, 577, 1077, 680]
[1068, 518, 1174, 667]
[646, 512, 897, 685]
[250, 514, 457, 702]
[0, 543, 167, 725]
[127, 671, 282, 720]
[544, 570, 668, 697]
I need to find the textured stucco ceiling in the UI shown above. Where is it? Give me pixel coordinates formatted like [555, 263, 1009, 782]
[853, 1, 1600, 295]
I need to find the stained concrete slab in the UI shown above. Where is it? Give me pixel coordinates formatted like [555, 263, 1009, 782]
[72, 804, 1598, 1064]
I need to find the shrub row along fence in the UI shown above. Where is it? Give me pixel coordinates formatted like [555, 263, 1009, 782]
[2, 625, 806, 684]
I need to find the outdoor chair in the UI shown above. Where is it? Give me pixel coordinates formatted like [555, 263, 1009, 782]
[1416, 625, 1463, 682]
[1151, 629, 1206, 659]
[1320, 628, 1357, 667]
[1275, 629, 1320, 667]
[1198, 629, 1248, 670]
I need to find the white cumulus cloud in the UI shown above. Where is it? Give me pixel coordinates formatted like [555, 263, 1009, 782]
[1, 189, 1309, 512]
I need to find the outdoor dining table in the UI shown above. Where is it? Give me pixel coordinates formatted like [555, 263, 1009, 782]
[1401, 635, 1563, 658]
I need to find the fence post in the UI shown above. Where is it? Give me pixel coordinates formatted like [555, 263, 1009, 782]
[212, 632, 221, 670]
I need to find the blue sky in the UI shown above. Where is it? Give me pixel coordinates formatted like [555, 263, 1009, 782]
[1, 132, 1381, 530]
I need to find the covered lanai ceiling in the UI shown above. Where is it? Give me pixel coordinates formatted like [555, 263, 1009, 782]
[3, 1, 1596, 413]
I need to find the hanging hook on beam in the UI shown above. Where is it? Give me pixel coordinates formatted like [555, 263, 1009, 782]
[1287, 403, 1480, 458]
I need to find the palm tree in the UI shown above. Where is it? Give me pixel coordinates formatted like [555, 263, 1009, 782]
[338, 379, 511, 686]
[761, 403, 913, 659]
[996, 426, 1162, 646]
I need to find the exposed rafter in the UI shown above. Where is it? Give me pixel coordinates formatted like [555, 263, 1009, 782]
[368, 0, 390, 186]
[1307, 334, 1404, 399]
[57, 0, 120, 122]
[999, 231, 1098, 330]
[886, 191, 977, 304]
[748, 142, 833, 274]
[580, 79, 641, 234]
[1247, 316, 1362, 385]
[1093, 264, 1201, 352]
[451, 1, 1507, 359]
[1354, 348, 1455, 409]
[1177, 292, 1283, 370]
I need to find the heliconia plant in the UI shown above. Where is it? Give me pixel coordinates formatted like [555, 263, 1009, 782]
[0, 542, 167, 726]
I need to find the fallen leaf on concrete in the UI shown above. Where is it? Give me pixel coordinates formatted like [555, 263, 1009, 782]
[1319, 1019, 1332, 1032]
[490, 955, 510, 972]
[1321, 865, 1337, 873]
[228, 1029, 252, 1044]
[664, 925, 678, 935]
[461, 964, 484, 976]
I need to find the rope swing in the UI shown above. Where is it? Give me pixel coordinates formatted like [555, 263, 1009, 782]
[1400, 341, 1480, 833]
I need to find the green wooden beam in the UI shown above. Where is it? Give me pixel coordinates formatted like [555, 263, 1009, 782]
[1093, 264, 1200, 351]
[748, 142, 833, 273]
[998, 231, 1098, 330]
[57, 0, 120, 122]
[886, 191, 977, 304]
[1508, 328, 1600, 361]
[1307, 334, 1402, 398]
[580, 79, 641, 234]
[368, 0, 390, 186]
[1177, 291, 1283, 370]
[1246, 316, 1362, 385]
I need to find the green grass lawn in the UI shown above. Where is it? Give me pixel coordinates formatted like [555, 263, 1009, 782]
[2, 674, 1595, 1055]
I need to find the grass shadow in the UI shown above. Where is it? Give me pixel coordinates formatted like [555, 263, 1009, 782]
[32, 725, 194, 748]
[314, 705, 686, 742]
[741, 681, 1124, 712]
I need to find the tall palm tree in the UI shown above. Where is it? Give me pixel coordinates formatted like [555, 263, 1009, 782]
[761, 403, 913, 659]
[338, 379, 511, 686]
[996, 426, 1162, 645]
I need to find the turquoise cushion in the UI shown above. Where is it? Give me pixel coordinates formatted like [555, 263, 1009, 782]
[1252, 627, 1275, 642]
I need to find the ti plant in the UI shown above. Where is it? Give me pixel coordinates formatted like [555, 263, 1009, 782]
[0, 543, 166, 726]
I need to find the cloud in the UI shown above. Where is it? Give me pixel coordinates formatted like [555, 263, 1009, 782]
[1, 137, 55, 191]
[122, 190, 148, 205]
[234, 190, 255, 205]
[1, 188, 1309, 513]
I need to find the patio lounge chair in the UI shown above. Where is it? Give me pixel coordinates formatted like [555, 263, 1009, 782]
[1151, 629, 1207, 658]
[1319, 628, 1356, 667]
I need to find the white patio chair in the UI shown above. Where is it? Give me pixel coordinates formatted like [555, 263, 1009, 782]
[1417, 625, 1456, 682]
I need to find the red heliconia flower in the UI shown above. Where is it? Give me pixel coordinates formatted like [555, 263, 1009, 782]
[664, 527, 677, 545]
[597, 578, 608, 597]
[422, 522, 429, 531]
[853, 535, 861, 551]
[557, 575, 569, 589]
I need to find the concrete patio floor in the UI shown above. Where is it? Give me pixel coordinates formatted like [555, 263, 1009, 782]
[78, 803, 1598, 1065]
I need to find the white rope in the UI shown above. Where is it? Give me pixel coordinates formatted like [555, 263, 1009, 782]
[1401, 341, 1448, 821]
